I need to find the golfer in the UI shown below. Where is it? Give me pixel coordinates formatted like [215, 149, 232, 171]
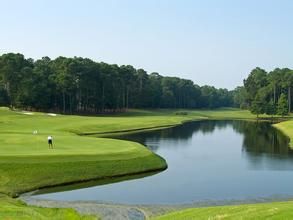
[48, 135, 53, 149]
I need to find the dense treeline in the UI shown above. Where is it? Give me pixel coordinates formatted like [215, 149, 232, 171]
[0, 53, 234, 113]
[235, 67, 293, 116]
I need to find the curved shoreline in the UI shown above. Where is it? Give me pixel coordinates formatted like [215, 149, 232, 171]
[21, 118, 293, 219]
[17, 164, 167, 198]
[16, 118, 197, 198]
[21, 193, 293, 220]
[3, 108, 292, 219]
[22, 118, 286, 199]
[273, 120, 293, 147]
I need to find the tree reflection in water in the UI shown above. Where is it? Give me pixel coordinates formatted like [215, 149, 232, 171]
[116, 120, 291, 159]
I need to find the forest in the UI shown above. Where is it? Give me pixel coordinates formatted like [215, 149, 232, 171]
[0, 53, 233, 113]
[0, 53, 292, 116]
[235, 67, 293, 117]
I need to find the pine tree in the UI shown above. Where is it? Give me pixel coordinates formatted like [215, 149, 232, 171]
[250, 95, 264, 118]
[277, 93, 289, 116]
[265, 99, 276, 117]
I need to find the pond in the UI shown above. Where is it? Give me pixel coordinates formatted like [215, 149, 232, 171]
[33, 120, 293, 205]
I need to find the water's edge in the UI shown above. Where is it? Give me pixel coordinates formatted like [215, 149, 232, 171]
[21, 118, 290, 219]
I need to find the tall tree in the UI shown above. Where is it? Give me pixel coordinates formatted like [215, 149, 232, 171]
[250, 94, 265, 118]
[277, 93, 289, 116]
[244, 67, 268, 107]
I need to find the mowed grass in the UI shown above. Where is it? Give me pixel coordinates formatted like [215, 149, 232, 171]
[274, 119, 293, 147]
[152, 201, 293, 220]
[0, 107, 175, 218]
[0, 107, 173, 196]
[0, 195, 95, 220]
[0, 107, 270, 219]
[0, 107, 260, 197]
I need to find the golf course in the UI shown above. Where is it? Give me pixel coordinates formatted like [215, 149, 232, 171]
[1, 106, 293, 219]
[2, 0, 293, 218]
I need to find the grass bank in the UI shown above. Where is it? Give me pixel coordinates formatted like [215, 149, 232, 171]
[273, 119, 293, 147]
[0, 107, 169, 197]
[0, 194, 96, 220]
[0, 107, 268, 219]
[152, 201, 293, 220]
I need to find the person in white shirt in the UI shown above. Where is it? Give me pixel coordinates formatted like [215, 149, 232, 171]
[48, 135, 53, 149]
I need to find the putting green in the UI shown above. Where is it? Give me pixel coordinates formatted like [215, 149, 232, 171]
[0, 107, 170, 197]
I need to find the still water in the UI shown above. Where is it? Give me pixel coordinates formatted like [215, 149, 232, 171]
[34, 120, 293, 205]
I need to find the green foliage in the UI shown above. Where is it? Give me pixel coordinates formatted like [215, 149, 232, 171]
[232, 86, 248, 109]
[244, 67, 268, 104]
[250, 95, 264, 117]
[0, 53, 235, 113]
[265, 99, 276, 116]
[242, 67, 293, 116]
[277, 93, 289, 116]
[0, 86, 9, 106]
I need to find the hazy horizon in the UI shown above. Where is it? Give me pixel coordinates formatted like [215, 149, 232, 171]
[1, 0, 293, 90]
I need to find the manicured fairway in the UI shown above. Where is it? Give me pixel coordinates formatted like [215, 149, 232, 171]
[152, 201, 293, 220]
[0, 107, 170, 196]
[4, 107, 293, 219]
[0, 107, 256, 197]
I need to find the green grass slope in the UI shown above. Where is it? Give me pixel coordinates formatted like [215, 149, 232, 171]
[0, 108, 254, 196]
[274, 119, 293, 147]
[0, 107, 259, 219]
[0, 107, 258, 196]
[0, 107, 169, 196]
[152, 201, 293, 220]
[0, 195, 95, 220]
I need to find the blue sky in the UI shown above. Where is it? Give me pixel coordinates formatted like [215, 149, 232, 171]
[1, 0, 293, 89]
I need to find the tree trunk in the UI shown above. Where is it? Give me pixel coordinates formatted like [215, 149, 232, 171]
[69, 94, 72, 114]
[126, 86, 129, 109]
[274, 85, 276, 104]
[62, 91, 66, 113]
[288, 86, 291, 113]
[102, 84, 105, 111]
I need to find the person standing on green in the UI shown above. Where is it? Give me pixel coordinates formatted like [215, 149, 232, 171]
[48, 135, 53, 149]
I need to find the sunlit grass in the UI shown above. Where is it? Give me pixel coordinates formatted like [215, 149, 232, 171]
[152, 201, 293, 220]
[0, 195, 95, 220]
[0, 107, 263, 219]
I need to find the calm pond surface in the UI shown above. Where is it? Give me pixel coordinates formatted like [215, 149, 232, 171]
[34, 120, 293, 205]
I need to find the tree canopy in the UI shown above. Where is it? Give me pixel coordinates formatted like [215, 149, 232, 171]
[0, 53, 234, 113]
[238, 67, 293, 116]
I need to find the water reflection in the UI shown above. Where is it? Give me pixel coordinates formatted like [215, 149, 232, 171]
[116, 120, 291, 158]
[34, 120, 293, 204]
